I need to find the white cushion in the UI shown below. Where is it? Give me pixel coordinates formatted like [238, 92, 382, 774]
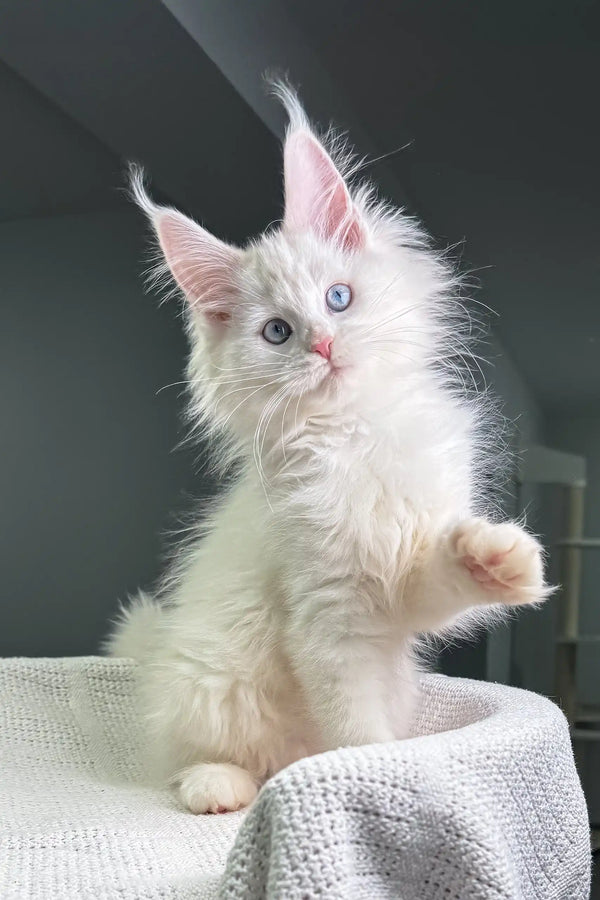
[0, 657, 591, 899]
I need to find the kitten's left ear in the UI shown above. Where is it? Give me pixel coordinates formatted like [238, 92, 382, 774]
[130, 167, 241, 324]
[153, 209, 241, 323]
[283, 130, 364, 252]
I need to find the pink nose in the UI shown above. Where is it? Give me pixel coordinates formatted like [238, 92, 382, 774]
[312, 336, 333, 360]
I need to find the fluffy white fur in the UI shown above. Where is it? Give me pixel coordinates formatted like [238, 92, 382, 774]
[107, 85, 549, 814]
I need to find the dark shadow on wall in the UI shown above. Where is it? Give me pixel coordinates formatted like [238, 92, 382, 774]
[0, 210, 219, 656]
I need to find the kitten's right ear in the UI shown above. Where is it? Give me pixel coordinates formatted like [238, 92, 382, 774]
[129, 167, 241, 324]
[270, 82, 363, 252]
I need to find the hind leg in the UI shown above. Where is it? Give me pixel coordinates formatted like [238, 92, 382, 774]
[177, 762, 258, 814]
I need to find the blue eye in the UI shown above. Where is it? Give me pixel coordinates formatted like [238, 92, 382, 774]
[326, 283, 352, 312]
[262, 318, 292, 344]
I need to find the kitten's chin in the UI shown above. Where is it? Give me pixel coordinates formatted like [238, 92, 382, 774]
[316, 363, 348, 389]
[318, 365, 360, 405]
[297, 361, 361, 410]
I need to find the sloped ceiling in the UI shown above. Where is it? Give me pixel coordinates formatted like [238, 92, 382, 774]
[0, 60, 123, 221]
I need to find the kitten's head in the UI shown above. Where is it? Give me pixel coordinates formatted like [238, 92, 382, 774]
[133, 84, 459, 460]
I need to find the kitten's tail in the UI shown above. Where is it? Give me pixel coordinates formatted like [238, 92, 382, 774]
[103, 590, 163, 661]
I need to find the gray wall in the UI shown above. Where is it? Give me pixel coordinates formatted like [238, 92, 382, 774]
[546, 411, 600, 707]
[0, 209, 204, 655]
[483, 337, 546, 686]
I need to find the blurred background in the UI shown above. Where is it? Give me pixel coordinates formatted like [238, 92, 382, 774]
[0, 0, 598, 835]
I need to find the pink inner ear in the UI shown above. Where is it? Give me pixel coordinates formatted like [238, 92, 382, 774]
[284, 131, 363, 252]
[156, 209, 240, 323]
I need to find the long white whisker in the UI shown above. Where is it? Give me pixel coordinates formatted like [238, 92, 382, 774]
[361, 302, 424, 336]
[212, 361, 281, 373]
[156, 379, 192, 395]
[212, 372, 289, 387]
[279, 380, 302, 464]
[261, 347, 289, 360]
[156, 364, 282, 394]
[218, 378, 283, 430]
[365, 270, 406, 313]
[252, 384, 290, 502]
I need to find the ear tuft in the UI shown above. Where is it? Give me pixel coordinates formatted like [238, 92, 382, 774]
[267, 77, 310, 133]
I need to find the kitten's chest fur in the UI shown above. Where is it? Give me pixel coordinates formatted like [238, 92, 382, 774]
[267, 409, 470, 583]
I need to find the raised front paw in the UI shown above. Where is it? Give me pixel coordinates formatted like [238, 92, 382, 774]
[450, 519, 549, 606]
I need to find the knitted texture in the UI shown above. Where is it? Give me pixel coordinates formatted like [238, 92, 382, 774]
[0, 658, 590, 899]
[0, 657, 242, 899]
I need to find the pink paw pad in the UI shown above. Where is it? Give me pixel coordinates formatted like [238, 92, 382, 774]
[452, 519, 547, 605]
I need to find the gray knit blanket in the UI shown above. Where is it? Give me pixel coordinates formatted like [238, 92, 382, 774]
[0, 657, 590, 899]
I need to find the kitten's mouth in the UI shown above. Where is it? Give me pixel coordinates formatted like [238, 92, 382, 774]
[315, 360, 342, 379]
[319, 360, 350, 388]
[327, 356, 351, 376]
[301, 359, 350, 396]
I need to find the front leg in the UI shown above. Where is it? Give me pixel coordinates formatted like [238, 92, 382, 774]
[403, 518, 550, 634]
[285, 587, 395, 750]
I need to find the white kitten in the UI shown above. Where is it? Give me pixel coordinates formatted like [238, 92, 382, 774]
[107, 85, 548, 814]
